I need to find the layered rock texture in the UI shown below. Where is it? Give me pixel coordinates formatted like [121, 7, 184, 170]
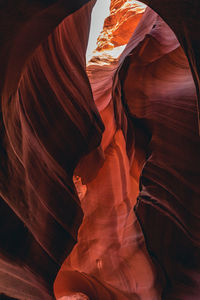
[0, 1, 200, 300]
[96, 0, 145, 51]
[89, 0, 145, 64]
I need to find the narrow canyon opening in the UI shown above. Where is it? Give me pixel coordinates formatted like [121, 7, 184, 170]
[87, 0, 146, 63]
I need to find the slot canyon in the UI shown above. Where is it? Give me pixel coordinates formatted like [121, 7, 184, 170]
[0, 0, 200, 299]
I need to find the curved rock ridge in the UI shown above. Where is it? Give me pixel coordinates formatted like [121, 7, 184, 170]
[0, 1, 103, 299]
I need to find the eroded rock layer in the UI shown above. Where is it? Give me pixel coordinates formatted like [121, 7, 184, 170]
[0, 0, 200, 300]
[96, 0, 145, 51]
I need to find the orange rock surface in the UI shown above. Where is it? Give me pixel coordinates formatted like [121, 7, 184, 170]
[96, 0, 145, 51]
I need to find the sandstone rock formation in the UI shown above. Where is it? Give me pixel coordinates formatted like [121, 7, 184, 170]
[96, 0, 145, 52]
[1, 0, 200, 300]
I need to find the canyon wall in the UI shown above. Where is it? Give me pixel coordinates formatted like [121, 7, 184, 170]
[1, 0, 200, 299]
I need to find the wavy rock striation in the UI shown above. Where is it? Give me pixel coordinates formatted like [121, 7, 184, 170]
[0, 0, 200, 300]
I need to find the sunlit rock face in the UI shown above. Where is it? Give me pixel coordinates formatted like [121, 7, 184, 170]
[87, 0, 146, 86]
[87, 1, 146, 119]
[96, 0, 145, 52]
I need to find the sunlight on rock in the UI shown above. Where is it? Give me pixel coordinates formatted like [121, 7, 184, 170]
[86, 0, 110, 62]
[58, 294, 89, 300]
[87, 0, 146, 64]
